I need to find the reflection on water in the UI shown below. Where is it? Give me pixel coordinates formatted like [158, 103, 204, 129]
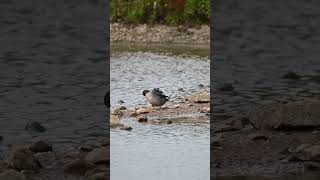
[110, 45, 210, 180]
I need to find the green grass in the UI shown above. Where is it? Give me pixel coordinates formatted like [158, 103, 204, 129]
[110, 0, 210, 25]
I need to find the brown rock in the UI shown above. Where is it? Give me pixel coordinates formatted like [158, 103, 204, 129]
[200, 107, 210, 113]
[85, 167, 106, 177]
[8, 146, 42, 171]
[29, 141, 52, 153]
[64, 159, 96, 175]
[120, 126, 133, 131]
[86, 147, 109, 164]
[110, 115, 123, 127]
[136, 108, 149, 115]
[0, 169, 26, 180]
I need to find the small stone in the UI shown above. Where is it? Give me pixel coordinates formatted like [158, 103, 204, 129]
[200, 107, 210, 113]
[119, 106, 127, 110]
[25, 121, 46, 133]
[198, 84, 204, 88]
[171, 104, 180, 109]
[118, 100, 124, 104]
[29, 141, 52, 153]
[64, 159, 95, 175]
[137, 115, 148, 122]
[178, 88, 184, 91]
[136, 108, 149, 115]
[120, 126, 132, 131]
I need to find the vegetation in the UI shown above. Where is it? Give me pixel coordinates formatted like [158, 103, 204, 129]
[110, 0, 210, 25]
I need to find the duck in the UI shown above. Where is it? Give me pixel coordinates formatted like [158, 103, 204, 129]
[143, 88, 169, 107]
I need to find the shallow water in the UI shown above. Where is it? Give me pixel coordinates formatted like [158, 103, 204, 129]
[110, 44, 210, 180]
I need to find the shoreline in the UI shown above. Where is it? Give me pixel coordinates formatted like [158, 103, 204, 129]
[110, 23, 210, 46]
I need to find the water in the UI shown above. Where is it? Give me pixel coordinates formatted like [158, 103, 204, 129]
[110, 44, 210, 180]
[0, 0, 108, 152]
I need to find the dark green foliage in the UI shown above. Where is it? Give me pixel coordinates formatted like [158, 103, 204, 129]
[110, 0, 210, 25]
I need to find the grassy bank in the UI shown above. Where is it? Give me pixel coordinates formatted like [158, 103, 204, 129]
[110, 0, 210, 25]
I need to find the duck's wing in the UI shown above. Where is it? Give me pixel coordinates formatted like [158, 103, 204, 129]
[152, 88, 169, 100]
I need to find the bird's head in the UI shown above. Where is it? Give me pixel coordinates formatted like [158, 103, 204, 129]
[142, 90, 150, 96]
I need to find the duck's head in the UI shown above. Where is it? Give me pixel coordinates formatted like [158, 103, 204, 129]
[142, 90, 150, 96]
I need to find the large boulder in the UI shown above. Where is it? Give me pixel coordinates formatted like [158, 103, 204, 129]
[249, 99, 320, 130]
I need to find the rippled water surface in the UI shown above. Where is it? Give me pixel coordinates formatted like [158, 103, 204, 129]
[110, 44, 210, 180]
[0, 0, 107, 152]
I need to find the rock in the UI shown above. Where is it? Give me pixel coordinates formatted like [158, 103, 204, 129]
[96, 137, 109, 146]
[79, 146, 94, 152]
[118, 100, 124, 104]
[167, 120, 173, 124]
[25, 121, 46, 132]
[186, 92, 210, 103]
[119, 106, 126, 110]
[137, 115, 148, 122]
[110, 115, 123, 127]
[211, 134, 222, 146]
[8, 146, 42, 171]
[200, 107, 210, 113]
[85, 147, 109, 164]
[198, 84, 204, 88]
[120, 126, 132, 131]
[64, 159, 96, 175]
[171, 104, 180, 109]
[130, 111, 138, 117]
[86, 172, 108, 180]
[217, 83, 234, 91]
[178, 88, 184, 91]
[136, 108, 149, 115]
[29, 141, 52, 153]
[249, 132, 269, 141]
[111, 109, 123, 117]
[85, 167, 106, 177]
[0, 169, 27, 180]
[282, 71, 301, 80]
[301, 145, 320, 161]
[249, 100, 320, 130]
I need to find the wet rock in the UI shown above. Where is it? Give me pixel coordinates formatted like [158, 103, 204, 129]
[8, 146, 42, 171]
[118, 100, 124, 104]
[178, 88, 184, 91]
[300, 145, 320, 161]
[249, 100, 320, 130]
[25, 121, 46, 133]
[29, 141, 52, 153]
[137, 115, 148, 122]
[64, 159, 96, 175]
[0, 169, 27, 180]
[198, 84, 204, 88]
[282, 71, 301, 80]
[79, 146, 94, 152]
[171, 104, 180, 109]
[120, 126, 133, 131]
[186, 92, 210, 103]
[119, 106, 127, 110]
[85, 147, 109, 164]
[211, 134, 222, 146]
[217, 83, 234, 91]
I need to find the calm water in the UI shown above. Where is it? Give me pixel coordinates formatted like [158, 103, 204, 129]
[110, 44, 210, 180]
[0, 0, 108, 153]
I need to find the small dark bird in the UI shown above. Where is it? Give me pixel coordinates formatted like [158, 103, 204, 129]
[143, 88, 169, 107]
[104, 91, 110, 108]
